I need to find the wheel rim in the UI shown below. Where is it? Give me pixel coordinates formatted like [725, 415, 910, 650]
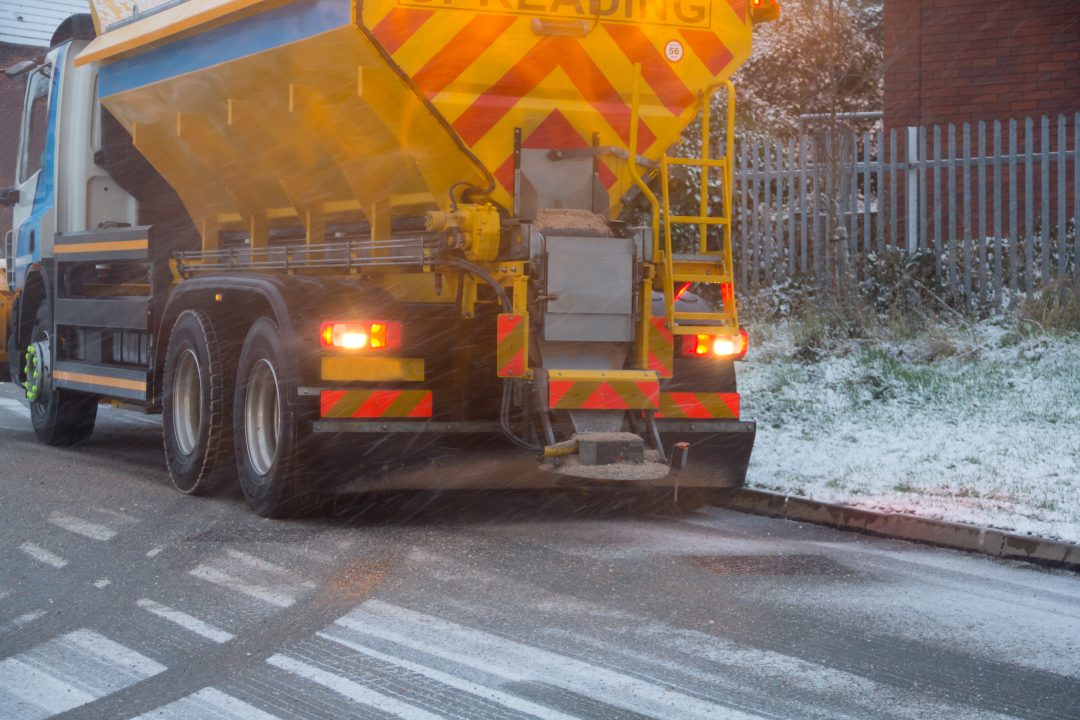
[244, 358, 280, 476]
[23, 342, 45, 406]
[172, 349, 202, 455]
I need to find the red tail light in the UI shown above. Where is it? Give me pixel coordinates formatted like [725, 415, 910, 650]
[751, 0, 781, 23]
[319, 321, 402, 351]
[680, 327, 748, 360]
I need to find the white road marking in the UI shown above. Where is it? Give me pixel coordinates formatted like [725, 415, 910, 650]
[0, 629, 165, 720]
[318, 627, 583, 720]
[94, 578, 111, 589]
[19, 542, 68, 568]
[225, 549, 317, 589]
[267, 654, 447, 720]
[146, 546, 164, 558]
[136, 598, 235, 643]
[12, 610, 47, 626]
[0, 398, 30, 418]
[48, 512, 117, 541]
[93, 506, 139, 523]
[189, 549, 310, 608]
[131, 687, 281, 720]
[1, 610, 47, 635]
[338, 601, 766, 720]
[0, 660, 96, 718]
[189, 565, 296, 608]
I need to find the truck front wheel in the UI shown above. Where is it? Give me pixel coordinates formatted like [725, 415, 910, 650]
[162, 310, 236, 494]
[27, 304, 97, 445]
[234, 317, 312, 517]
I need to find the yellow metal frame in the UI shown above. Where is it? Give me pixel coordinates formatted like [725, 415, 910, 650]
[629, 66, 740, 339]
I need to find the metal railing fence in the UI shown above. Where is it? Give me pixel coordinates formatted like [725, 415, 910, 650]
[721, 113, 1079, 303]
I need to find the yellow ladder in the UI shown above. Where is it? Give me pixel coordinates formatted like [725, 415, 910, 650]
[629, 70, 739, 336]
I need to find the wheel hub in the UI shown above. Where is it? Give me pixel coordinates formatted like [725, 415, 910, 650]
[172, 348, 203, 455]
[244, 358, 280, 476]
[22, 340, 48, 402]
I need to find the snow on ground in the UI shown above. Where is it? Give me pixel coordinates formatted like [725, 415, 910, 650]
[739, 320, 1080, 544]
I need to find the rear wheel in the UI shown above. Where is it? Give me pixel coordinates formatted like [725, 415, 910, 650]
[234, 317, 314, 517]
[162, 310, 236, 494]
[26, 304, 96, 445]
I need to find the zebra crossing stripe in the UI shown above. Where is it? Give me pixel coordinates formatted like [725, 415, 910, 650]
[136, 599, 235, 643]
[132, 687, 281, 720]
[0, 629, 165, 720]
[18, 542, 67, 569]
[318, 625, 583, 720]
[48, 512, 117, 541]
[266, 654, 447, 720]
[337, 601, 766, 720]
[189, 550, 309, 608]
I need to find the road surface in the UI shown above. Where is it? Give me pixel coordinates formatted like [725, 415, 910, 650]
[1, 382, 1078, 719]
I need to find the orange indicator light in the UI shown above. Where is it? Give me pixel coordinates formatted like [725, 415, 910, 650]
[319, 321, 401, 351]
[680, 327, 749, 360]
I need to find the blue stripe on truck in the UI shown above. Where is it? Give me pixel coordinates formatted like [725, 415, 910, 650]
[14, 43, 67, 290]
[98, 0, 351, 97]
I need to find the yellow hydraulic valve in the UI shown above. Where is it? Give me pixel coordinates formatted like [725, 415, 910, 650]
[425, 204, 501, 262]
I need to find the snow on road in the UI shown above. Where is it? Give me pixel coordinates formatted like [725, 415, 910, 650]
[740, 320, 1080, 544]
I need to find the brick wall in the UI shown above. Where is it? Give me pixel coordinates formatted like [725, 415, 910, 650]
[885, 0, 1080, 128]
[1, 43, 41, 234]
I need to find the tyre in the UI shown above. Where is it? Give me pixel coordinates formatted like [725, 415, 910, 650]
[162, 310, 236, 494]
[26, 304, 97, 445]
[234, 317, 313, 517]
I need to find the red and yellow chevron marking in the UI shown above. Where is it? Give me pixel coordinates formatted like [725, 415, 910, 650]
[320, 389, 433, 418]
[647, 316, 674, 378]
[657, 392, 739, 419]
[547, 370, 660, 411]
[496, 313, 528, 378]
[362, 0, 752, 213]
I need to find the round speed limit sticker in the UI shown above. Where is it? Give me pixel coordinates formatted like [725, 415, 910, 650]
[664, 40, 684, 63]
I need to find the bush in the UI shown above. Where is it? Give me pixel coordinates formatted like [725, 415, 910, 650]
[1018, 280, 1080, 334]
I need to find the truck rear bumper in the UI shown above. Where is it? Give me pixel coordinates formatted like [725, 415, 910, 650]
[316, 419, 755, 492]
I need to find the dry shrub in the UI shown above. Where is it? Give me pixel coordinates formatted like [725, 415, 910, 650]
[1018, 280, 1080, 334]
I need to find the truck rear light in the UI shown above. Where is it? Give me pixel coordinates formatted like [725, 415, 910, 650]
[680, 327, 748, 360]
[319, 321, 401, 351]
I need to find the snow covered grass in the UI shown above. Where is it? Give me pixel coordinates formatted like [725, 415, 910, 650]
[739, 317, 1080, 544]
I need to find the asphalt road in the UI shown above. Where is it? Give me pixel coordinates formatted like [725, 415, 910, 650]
[1, 382, 1079, 720]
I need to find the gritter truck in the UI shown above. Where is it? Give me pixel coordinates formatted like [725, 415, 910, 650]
[0, 0, 776, 516]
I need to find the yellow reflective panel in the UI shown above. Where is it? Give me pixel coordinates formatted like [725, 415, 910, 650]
[91, 0, 751, 227]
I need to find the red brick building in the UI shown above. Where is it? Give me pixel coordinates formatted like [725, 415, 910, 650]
[884, 0, 1080, 129]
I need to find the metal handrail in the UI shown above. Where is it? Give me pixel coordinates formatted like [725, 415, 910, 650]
[175, 237, 431, 276]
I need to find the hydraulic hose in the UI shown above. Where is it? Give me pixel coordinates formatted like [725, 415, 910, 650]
[447, 178, 497, 211]
[438, 255, 542, 453]
[438, 255, 511, 312]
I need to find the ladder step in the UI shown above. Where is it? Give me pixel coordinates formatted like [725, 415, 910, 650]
[672, 253, 725, 262]
[672, 274, 734, 284]
[670, 324, 739, 335]
[665, 157, 728, 169]
[674, 311, 736, 321]
[667, 216, 729, 226]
